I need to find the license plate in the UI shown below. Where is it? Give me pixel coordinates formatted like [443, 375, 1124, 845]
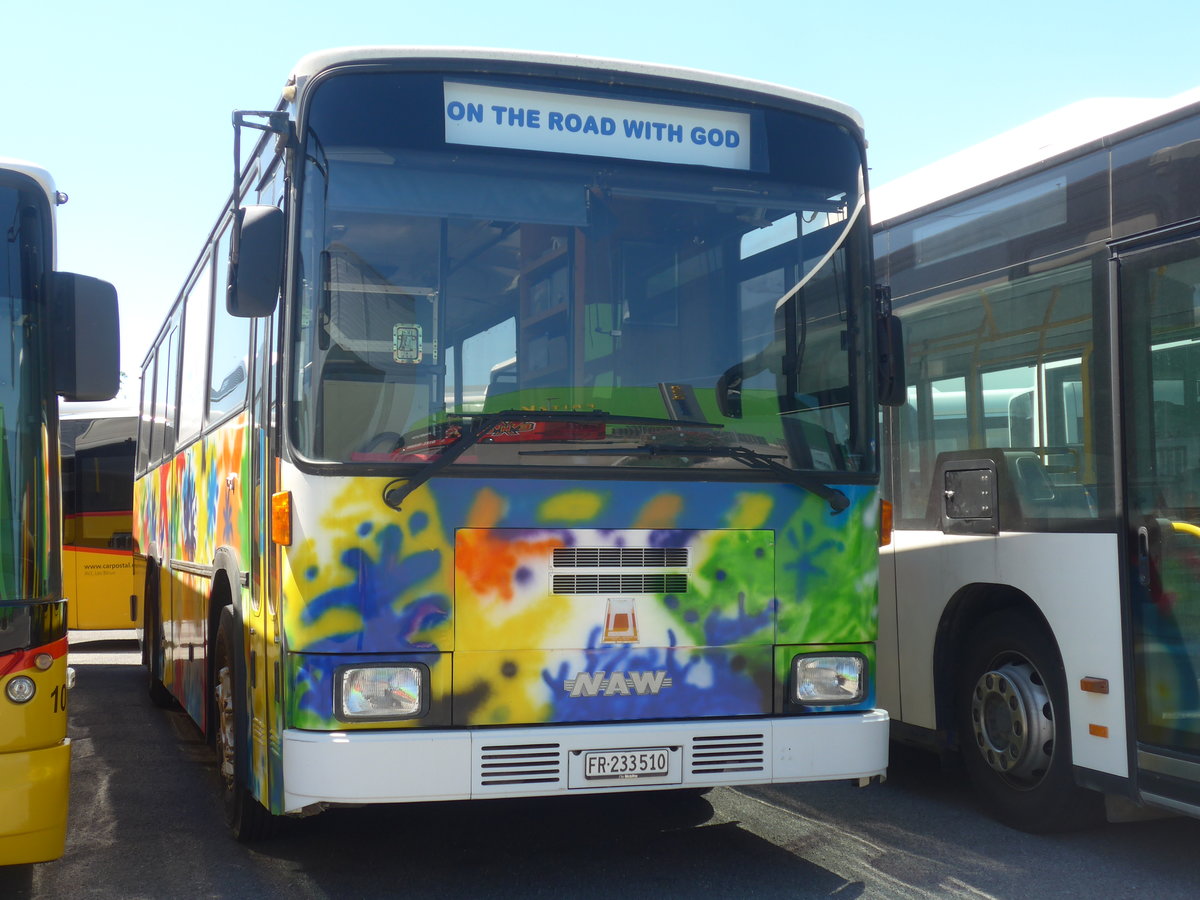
[583, 748, 670, 781]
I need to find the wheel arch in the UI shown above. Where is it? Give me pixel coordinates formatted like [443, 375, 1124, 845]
[139, 555, 160, 667]
[205, 547, 247, 738]
[932, 582, 1061, 750]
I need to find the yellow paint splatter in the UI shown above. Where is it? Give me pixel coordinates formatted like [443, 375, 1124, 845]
[728, 492, 774, 529]
[539, 490, 604, 522]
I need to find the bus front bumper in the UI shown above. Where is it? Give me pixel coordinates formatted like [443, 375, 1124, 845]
[281, 710, 888, 813]
[0, 739, 70, 865]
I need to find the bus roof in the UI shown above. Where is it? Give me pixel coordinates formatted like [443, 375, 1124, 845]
[287, 46, 864, 130]
[60, 399, 140, 421]
[59, 400, 138, 454]
[871, 87, 1200, 227]
[0, 157, 56, 199]
[0, 157, 61, 259]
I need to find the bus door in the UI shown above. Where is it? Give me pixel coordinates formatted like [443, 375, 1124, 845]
[1116, 227, 1200, 811]
[247, 311, 279, 808]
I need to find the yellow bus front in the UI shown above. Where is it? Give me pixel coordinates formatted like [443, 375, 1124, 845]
[0, 637, 70, 866]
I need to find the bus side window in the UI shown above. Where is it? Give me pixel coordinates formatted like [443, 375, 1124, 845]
[178, 256, 214, 444]
[208, 220, 252, 424]
[137, 355, 155, 473]
[149, 314, 180, 465]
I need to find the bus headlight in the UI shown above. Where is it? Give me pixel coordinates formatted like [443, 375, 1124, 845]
[792, 654, 866, 705]
[336, 664, 426, 721]
[6, 675, 36, 704]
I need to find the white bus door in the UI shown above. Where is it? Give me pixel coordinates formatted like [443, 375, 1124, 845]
[1117, 228, 1200, 812]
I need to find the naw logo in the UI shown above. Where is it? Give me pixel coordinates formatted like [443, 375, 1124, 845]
[564, 670, 672, 698]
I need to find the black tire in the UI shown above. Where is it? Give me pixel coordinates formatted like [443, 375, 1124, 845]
[957, 611, 1104, 832]
[144, 568, 175, 709]
[214, 606, 278, 842]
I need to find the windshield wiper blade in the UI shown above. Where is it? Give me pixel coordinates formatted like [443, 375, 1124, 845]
[521, 442, 851, 512]
[382, 410, 722, 510]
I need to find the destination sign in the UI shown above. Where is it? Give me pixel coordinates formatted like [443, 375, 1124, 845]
[444, 81, 752, 170]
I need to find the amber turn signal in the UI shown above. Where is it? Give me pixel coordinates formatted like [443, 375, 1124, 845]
[272, 491, 292, 546]
[879, 499, 893, 547]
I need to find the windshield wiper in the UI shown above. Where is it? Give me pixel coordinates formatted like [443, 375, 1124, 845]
[381, 410, 722, 510]
[521, 442, 851, 512]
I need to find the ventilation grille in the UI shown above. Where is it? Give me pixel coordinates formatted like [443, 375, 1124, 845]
[553, 573, 688, 595]
[553, 547, 689, 568]
[689, 733, 766, 775]
[478, 742, 563, 786]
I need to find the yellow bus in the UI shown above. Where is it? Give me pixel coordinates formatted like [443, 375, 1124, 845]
[0, 158, 118, 865]
[60, 403, 137, 630]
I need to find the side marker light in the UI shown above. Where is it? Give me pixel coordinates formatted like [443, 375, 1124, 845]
[272, 491, 292, 546]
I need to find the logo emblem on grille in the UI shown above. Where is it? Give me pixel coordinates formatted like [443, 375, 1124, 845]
[602, 597, 638, 643]
[563, 670, 672, 697]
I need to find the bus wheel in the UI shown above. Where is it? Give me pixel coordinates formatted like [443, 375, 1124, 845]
[957, 611, 1103, 832]
[214, 606, 278, 842]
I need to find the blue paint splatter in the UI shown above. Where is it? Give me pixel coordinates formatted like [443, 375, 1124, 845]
[539, 627, 770, 722]
[300, 524, 449, 652]
[704, 594, 777, 645]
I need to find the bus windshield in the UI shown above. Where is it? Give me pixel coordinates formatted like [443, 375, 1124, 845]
[290, 71, 875, 476]
[0, 179, 53, 619]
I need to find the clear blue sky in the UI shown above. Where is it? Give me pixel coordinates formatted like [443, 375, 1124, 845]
[4, 0, 1197, 385]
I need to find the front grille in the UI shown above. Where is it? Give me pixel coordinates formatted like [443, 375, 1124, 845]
[553, 547, 688, 568]
[478, 742, 563, 786]
[689, 733, 766, 775]
[552, 573, 688, 595]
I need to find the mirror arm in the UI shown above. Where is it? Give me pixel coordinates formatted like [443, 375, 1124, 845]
[874, 283, 907, 408]
[231, 110, 293, 213]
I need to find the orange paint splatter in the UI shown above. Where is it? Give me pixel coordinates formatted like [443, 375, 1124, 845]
[456, 530, 563, 603]
[466, 488, 507, 528]
[634, 493, 683, 528]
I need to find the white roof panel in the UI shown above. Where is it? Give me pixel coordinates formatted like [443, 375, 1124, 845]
[871, 87, 1200, 226]
[286, 46, 863, 129]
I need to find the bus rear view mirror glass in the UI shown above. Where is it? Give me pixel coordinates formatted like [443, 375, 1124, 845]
[227, 205, 283, 318]
[51, 272, 120, 402]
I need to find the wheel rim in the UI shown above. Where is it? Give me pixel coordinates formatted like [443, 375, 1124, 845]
[969, 657, 1055, 786]
[216, 663, 236, 794]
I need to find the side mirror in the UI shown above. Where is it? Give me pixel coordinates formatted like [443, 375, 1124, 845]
[52, 273, 120, 401]
[227, 205, 283, 318]
[876, 312, 906, 407]
[715, 362, 743, 419]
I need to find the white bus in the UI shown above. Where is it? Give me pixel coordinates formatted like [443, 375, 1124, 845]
[874, 88, 1200, 831]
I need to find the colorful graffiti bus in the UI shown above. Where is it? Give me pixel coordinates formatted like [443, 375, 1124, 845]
[873, 88, 1200, 830]
[60, 402, 137, 631]
[0, 159, 118, 865]
[134, 48, 904, 840]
